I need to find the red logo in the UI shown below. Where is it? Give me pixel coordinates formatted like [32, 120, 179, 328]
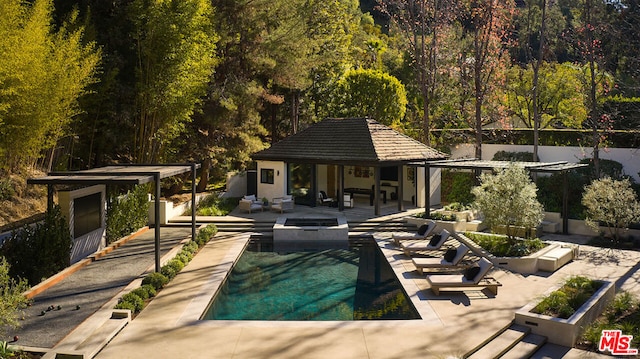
[599, 330, 638, 355]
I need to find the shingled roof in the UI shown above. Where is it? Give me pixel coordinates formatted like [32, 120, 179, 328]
[252, 118, 447, 166]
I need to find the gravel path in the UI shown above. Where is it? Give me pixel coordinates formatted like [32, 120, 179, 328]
[2, 226, 190, 348]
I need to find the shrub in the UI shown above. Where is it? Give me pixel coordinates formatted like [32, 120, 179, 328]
[139, 284, 157, 298]
[471, 164, 544, 241]
[161, 265, 177, 279]
[0, 205, 72, 285]
[582, 177, 640, 245]
[0, 177, 15, 201]
[441, 170, 475, 205]
[492, 150, 536, 162]
[532, 276, 602, 319]
[195, 225, 217, 246]
[142, 272, 168, 290]
[120, 292, 144, 312]
[580, 292, 640, 351]
[106, 184, 150, 244]
[465, 232, 546, 257]
[188, 194, 238, 216]
[0, 257, 30, 337]
[114, 301, 137, 312]
[130, 286, 151, 300]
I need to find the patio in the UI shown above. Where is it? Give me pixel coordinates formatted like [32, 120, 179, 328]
[91, 203, 640, 359]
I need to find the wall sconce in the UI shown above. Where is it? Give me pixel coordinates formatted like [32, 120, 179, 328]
[348, 167, 353, 175]
[277, 170, 280, 176]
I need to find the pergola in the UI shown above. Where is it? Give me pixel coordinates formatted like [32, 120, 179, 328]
[27, 164, 200, 272]
[421, 159, 588, 234]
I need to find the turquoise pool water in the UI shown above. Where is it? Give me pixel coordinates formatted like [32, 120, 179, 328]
[201, 238, 420, 321]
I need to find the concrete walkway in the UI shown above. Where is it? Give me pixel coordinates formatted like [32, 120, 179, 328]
[2, 226, 191, 348]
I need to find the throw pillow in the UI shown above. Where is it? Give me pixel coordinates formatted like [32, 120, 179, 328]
[429, 234, 442, 247]
[443, 248, 457, 262]
[417, 224, 429, 235]
[464, 265, 481, 281]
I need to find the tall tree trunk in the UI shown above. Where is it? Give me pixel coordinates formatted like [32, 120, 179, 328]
[196, 157, 210, 192]
[532, 0, 546, 163]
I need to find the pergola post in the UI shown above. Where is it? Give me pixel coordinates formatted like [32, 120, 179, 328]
[424, 162, 431, 218]
[397, 165, 404, 211]
[338, 165, 344, 211]
[154, 173, 161, 273]
[191, 163, 197, 242]
[374, 167, 381, 215]
[562, 170, 569, 235]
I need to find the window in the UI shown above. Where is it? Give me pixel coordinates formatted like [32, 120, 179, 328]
[74, 193, 102, 237]
[261, 168, 274, 184]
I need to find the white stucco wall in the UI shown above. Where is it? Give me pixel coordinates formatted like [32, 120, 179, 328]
[451, 144, 640, 182]
[256, 161, 287, 202]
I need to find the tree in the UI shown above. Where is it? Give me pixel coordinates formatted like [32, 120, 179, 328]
[567, 0, 614, 178]
[582, 177, 640, 245]
[331, 68, 408, 126]
[129, 0, 218, 163]
[457, 0, 514, 159]
[378, 0, 455, 145]
[471, 164, 544, 241]
[504, 62, 587, 129]
[0, 0, 100, 173]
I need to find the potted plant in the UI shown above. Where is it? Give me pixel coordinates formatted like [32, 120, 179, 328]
[262, 197, 268, 206]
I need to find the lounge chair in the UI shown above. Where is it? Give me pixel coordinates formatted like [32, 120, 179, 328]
[426, 258, 502, 295]
[400, 229, 450, 255]
[392, 220, 436, 246]
[411, 243, 469, 275]
[271, 196, 294, 213]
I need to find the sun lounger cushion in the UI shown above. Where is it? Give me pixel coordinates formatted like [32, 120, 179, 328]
[429, 234, 442, 246]
[418, 224, 430, 235]
[443, 248, 457, 262]
[464, 265, 481, 280]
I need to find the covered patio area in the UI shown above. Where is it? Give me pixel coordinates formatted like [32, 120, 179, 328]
[251, 118, 447, 216]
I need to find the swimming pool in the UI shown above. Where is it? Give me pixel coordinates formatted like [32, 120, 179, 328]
[201, 237, 420, 321]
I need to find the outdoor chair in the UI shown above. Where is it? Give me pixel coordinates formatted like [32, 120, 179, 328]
[425, 257, 501, 295]
[392, 220, 436, 246]
[271, 195, 294, 213]
[239, 198, 263, 213]
[318, 190, 334, 206]
[411, 243, 469, 275]
[400, 229, 451, 255]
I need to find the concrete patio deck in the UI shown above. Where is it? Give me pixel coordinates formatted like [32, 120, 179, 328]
[6, 199, 639, 358]
[93, 204, 640, 359]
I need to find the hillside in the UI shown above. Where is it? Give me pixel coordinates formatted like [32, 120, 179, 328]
[0, 172, 48, 232]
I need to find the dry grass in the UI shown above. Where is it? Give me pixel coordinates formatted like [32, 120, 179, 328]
[0, 171, 48, 231]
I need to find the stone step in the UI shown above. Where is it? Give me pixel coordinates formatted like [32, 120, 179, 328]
[467, 324, 530, 359]
[499, 333, 547, 359]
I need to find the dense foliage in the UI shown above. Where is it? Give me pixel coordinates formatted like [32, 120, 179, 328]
[105, 184, 150, 243]
[0, 257, 30, 337]
[0, 205, 72, 285]
[581, 291, 640, 353]
[0, 0, 637, 186]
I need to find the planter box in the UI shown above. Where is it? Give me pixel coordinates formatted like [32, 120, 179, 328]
[515, 280, 615, 347]
[494, 224, 542, 238]
[434, 219, 467, 233]
[460, 233, 577, 274]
